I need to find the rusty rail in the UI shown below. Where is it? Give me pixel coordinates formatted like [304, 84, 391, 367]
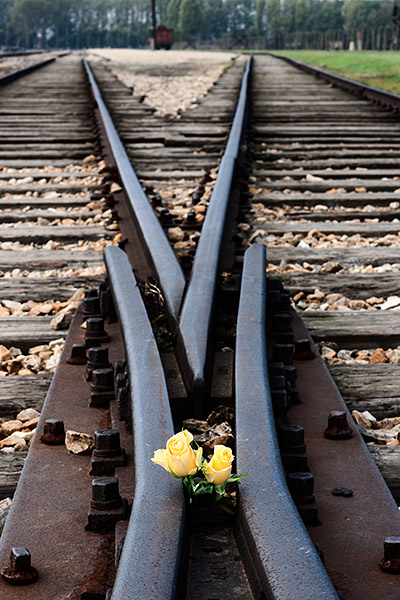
[83, 59, 186, 325]
[235, 244, 339, 599]
[104, 246, 184, 600]
[0, 56, 56, 85]
[271, 53, 400, 111]
[178, 56, 252, 401]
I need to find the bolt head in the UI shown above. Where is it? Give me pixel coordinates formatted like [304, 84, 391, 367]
[1, 547, 38, 585]
[43, 419, 64, 437]
[88, 346, 109, 365]
[280, 424, 305, 450]
[272, 343, 294, 364]
[67, 343, 87, 365]
[91, 477, 122, 510]
[95, 429, 121, 454]
[324, 411, 353, 440]
[86, 317, 105, 333]
[40, 419, 65, 445]
[287, 472, 314, 498]
[380, 536, 400, 573]
[92, 368, 114, 389]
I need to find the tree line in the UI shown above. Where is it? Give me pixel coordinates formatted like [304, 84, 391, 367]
[0, 0, 394, 50]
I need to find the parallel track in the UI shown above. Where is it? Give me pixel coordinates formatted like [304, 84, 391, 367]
[0, 51, 399, 599]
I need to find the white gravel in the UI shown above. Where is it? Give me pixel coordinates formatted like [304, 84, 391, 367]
[87, 48, 238, 116]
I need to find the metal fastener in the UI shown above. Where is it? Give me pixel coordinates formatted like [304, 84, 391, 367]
[40, 419, 65, 445]
[324, 411, 353, 440]
[285, 364, 297, 384]
[86, 346, 111, 381]
[379, 537, 400, 573]
[90, 429, 126, 475]
[280, 425, 308, 473]
[159, 208, 174, 225]
[1, 547, 38, 585]
[280, 424, 306, 454]
[272, 312, 292, 332]
[294, 338, 315, 360]
[86, 477, 127, 531]
[272, 343, 294, 365]
[287, 472, 319, 525]
[268, 361, 285, 377]
[90, 368, 115, 407]
[271, 389, 290, 417]
[82, 296, 101, 320]
[67, 343, 87, 365]
[85, 317, 109, 347]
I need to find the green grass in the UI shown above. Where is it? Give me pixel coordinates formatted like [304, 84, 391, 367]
[273, 51, 400, 94]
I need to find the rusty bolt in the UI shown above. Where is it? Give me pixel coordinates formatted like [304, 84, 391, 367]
[85, 317, 109, 347]
[191, 192, 202, 204]
[272, 343, 294, 365]
[287, 472, 314, 502]
[86, 346, 111, 381]
[159, 208, 174, 225]
[94, 430, 123, 459]
[324, 411, 353, 440]
[40, 419, 65, 445]
[269, 375, 286, 390]
[280, 424, 306, 453]
[379, 537, 400, 573]
[185, 210, 197, 224]
[91, 477, 123, 510]
[268, 361, 285, 377]
[82, 296, 101, 320]
[152, 193, 163, 206]
[85, 288, 98, 298]
[86, 477, 127, 530]
[272, 312, 292, 332]
[294, 338, 315, 360]
[67, 343, 87, 365]
[287, 472, 319, 525]
[271, 389, 290, 417]
[90, 430, 126, 475]
[92, 368, 114, 392]
[1, 547, 38, 585]
[285, 365, 297, 384]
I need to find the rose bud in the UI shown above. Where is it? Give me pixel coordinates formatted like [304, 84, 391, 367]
[151, 430, 202, 478]
[204, 445, 234, 485]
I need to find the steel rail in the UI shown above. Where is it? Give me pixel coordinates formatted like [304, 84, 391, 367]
[271, 53, 400, 111]
[234, 243, 339, 600]
[104, 246, 185, 600]
[83, 59, 186, 325]
[178, 56, 252, 399]
[0, 57, 56, 85]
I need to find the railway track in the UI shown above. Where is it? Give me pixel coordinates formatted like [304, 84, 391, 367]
[0, 51, 399, 599]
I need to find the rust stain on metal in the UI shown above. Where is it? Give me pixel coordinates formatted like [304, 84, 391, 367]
[0, 306, 125, 599]
[290, 309, 400, 599]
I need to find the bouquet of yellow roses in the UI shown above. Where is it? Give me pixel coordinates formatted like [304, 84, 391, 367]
[151, 429, 247, 505]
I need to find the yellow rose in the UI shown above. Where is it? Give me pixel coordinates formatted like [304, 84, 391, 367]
[204, 445, 234, 485]
[151, 430, 202, 478]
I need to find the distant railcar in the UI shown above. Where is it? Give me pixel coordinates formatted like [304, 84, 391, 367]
[155, 25, 173, 50]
